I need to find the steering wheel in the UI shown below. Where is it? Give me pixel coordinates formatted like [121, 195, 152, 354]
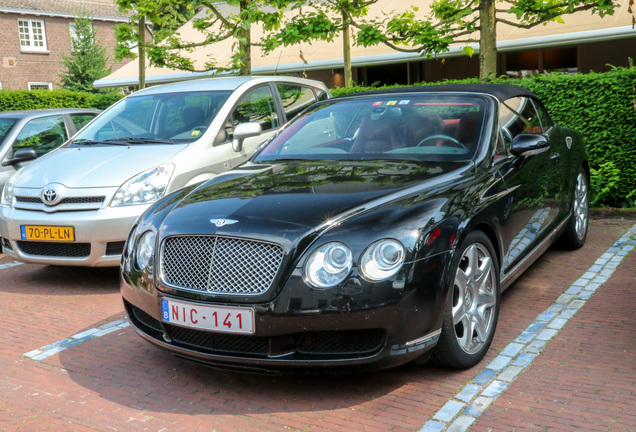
[417, 134, 467, 149]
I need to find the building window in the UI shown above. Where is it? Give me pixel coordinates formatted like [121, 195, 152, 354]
[505, 47, 577, 77]
[28, 82, 53, 91]
[18, 19, 47, 52]
[69, 22, 77, 46]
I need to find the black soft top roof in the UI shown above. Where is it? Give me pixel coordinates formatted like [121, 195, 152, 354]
[352, 83, 536, 101]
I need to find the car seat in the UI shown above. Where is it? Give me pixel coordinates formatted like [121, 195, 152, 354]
[182, 106, 206, 131]
[405, 114, 445, 147]
[454, 111, 484, 150]
[350, 117, 401, 153]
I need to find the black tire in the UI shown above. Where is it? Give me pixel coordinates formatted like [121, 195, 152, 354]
[558, 167, 589, 249]
[432, 230, 500, 369]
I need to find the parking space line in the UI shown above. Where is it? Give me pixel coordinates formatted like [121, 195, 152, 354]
[0, 261, 23, 270]
[23, 319, 130, 361]
[420, 223, 636, 432]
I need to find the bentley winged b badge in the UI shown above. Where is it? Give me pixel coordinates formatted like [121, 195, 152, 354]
[210, 219, 238, 227]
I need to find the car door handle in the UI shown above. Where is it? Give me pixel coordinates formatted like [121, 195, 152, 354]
[550, 152, 560, 161]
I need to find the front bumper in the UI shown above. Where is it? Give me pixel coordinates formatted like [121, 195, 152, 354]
[121, 251, 451, 372]
[0, 204, 150, 267]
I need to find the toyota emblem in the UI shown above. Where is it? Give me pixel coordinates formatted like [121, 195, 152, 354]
[42, 188, 59, 205]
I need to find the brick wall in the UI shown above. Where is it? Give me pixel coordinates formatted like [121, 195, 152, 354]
[0, 12, 137, 90]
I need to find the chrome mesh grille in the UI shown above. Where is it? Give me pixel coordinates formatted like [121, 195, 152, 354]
[160, 236, 284, 295]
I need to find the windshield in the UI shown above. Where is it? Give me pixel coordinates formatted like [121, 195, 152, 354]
[0, 118, 18, 143]
[256, 94, 488, 162]
[71, 90, 232, 145]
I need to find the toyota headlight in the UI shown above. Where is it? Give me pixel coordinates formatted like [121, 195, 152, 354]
[1, 170, 20, 206]
[304, 242, 353, 288]
[359, 239, 405, 281]
[111, 164, 174, 207]
[135, 231, 156, 270]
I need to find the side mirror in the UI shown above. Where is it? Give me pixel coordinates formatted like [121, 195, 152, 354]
[510, 134, 549, 157]
[232, 122, 262, 152]
[3, 148, 38, 166]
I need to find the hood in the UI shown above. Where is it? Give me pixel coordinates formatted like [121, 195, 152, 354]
[14, 144, 187, 188]
[158, 160, 470, 243]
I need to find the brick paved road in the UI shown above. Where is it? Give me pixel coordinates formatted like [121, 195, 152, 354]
[0, 218, 634, 432]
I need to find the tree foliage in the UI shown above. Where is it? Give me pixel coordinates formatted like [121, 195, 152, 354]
[113, 0, 628, 83]
[264, 0, 620, 81]
[114, 0, 197, 87]
[114, 0, 196, 61]
[262, 1, 380, 86]
[353, 0, 619, 78]
[115, 0, 289, 76]
[59, 12, 112, 93]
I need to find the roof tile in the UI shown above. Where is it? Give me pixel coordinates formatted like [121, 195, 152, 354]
[0, 0, 130, 20]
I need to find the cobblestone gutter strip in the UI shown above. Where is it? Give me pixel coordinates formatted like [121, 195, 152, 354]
[420, 223, 636, 432]
[23, 319, 130, 361]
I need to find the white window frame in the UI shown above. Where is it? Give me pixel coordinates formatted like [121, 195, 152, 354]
[28, 82, 53, 91]
[18, 19, 48, 52]
[69, 22, 77, 43]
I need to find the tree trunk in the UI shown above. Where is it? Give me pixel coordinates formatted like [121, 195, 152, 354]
[238, 0, 252, 75]
[479, 0, 497, 80]
[138, 16, 146, 89]
[342, 8, 352, 87]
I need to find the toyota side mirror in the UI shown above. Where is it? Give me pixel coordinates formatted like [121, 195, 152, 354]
[3, 148, 38, 166]
[232, 122, 262, 152]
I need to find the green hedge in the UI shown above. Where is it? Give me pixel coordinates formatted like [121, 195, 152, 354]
[332, 66, 636, 208]
[0, 89, 122, 111]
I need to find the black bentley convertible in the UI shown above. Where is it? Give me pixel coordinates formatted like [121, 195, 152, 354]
[121, 84, 589, 372]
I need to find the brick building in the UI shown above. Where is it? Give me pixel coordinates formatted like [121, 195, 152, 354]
[0, 0, 145, 90]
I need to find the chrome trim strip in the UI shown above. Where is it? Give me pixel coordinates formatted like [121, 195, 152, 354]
[520, 147, 550, 157]
[405, 329, 442, 347]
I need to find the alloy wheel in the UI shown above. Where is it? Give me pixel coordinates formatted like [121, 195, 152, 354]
[452, 242, 497, 354]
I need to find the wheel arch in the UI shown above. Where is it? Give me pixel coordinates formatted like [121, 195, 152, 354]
[464, 222, 502, 272]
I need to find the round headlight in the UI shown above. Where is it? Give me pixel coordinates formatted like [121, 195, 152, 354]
[135, 231, 156, 270]
[359, 239, 405, 281]
[304, 242, 353, 288]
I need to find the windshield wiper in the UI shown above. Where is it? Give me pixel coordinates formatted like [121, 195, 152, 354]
[107, 137, 175, 145]
[71, 137, 175, 147]
[71, 139, 110, 146]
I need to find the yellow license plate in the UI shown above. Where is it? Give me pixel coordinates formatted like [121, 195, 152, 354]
[20, 225, 75, 242]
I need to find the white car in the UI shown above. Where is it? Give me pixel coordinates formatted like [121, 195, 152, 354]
[0, 76, 330, 266]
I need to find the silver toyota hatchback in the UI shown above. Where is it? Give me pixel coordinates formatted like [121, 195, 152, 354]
[0, 76, 330, 266]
